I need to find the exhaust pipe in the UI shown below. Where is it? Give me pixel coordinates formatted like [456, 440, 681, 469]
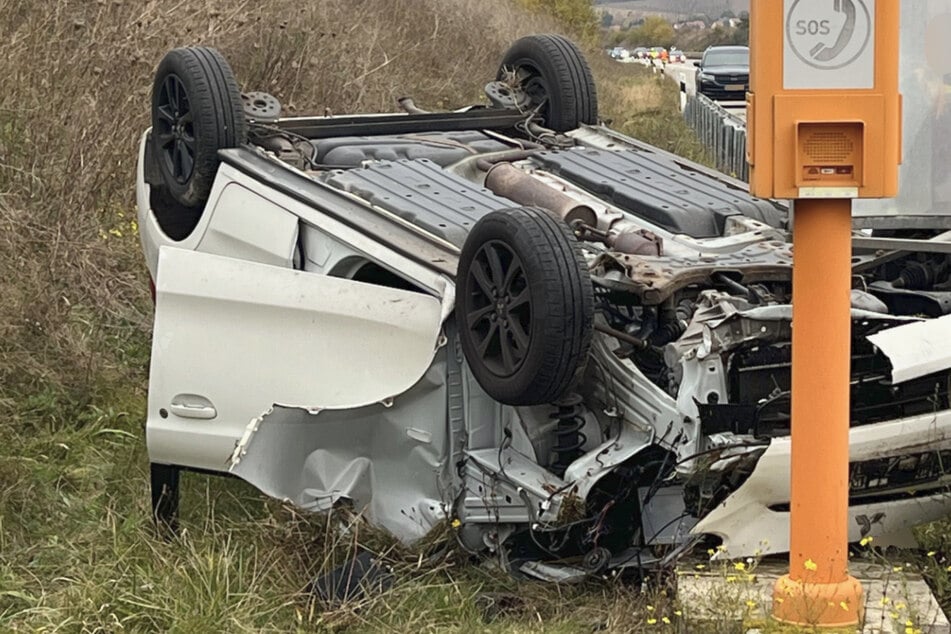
[483, 163, 597, 227]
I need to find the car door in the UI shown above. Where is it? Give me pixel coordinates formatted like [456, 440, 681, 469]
[146, 246, 447, 472]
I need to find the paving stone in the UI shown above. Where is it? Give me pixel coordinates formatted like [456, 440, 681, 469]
[676, 560, 949, 633]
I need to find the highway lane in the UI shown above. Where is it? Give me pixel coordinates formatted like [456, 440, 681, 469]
[663, 60, 747, 123]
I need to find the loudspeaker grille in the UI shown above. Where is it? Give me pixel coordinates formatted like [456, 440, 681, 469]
[803, 131, 853, 163]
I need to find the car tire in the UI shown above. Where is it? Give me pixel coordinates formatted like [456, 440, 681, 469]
[457, 207, 594, 406]
[151, 47, 247, 208]
[497, 34, 598, 132]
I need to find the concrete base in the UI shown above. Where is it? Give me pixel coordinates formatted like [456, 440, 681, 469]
[676, 560, 949, 633]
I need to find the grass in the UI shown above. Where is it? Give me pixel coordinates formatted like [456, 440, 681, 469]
[598, 63, 712, 164]
[0, 0, 934, 632]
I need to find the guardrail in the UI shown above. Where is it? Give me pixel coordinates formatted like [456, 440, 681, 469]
[682, 92, 749, 182]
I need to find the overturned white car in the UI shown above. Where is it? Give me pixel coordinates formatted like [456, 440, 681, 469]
[139, 36, 951, 578]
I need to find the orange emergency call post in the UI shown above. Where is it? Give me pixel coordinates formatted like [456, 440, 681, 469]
[748, 0, 901, 628]
[749, 0, 900, 200]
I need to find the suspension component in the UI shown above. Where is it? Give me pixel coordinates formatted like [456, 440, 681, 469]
[893, 260, 935, 290]
[550, 393, 586, 477]
[654, 298, 695, 345]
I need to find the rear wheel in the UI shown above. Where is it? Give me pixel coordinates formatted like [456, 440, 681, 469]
[497, 34, 598, 132]
[457, 207, 594, 406]
[151, 47, 247, 208]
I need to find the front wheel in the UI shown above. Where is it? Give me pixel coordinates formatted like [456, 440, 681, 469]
[457, 207, 594, 406]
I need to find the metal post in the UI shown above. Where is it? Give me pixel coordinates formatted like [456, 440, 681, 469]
[772, 198, 863, 627]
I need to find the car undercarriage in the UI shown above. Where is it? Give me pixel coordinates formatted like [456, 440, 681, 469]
[139, 36, 951, 581]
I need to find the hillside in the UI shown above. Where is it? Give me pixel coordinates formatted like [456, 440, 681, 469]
[597, 0, 748, 20]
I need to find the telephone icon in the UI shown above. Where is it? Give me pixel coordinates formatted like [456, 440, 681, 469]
[810, 0, 857, 62]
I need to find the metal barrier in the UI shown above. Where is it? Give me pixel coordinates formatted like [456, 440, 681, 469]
[682, 93, 749, 182]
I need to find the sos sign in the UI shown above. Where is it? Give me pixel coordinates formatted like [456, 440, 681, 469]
[794, 19, 833, 36]
[784, 0, 875, 89]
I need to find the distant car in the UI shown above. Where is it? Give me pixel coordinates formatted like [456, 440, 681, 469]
[633, 47, 648, 59]
[695, 45, 749, 100]
[669, 49, 688, 63]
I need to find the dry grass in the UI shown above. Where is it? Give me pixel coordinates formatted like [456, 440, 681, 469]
[0, 1, 719, 631]
[596, 63, 712, 163]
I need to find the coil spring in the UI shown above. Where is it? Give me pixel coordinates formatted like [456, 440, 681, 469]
[551, 393, 586, 477]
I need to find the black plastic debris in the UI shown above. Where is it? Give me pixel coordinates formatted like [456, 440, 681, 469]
[309, 550, 393, 606]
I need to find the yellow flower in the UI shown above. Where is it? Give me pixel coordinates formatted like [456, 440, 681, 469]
[707, 548, 715, 556]
[895, 602, 907, 610]
[108, 228, 123, 237]
[646, 617, 657, 625]
[661, 617, 671, 624]
[734, 561, 746, 571]
[746, 600, 757, 608]
[646, 605, 654, 612]
[928, 551, 937, 557]
[695, 563, 706, 570]
[880, 597, 891, 606]
[726, 575, 737, 583]
[840, 601, 850, 611]
[804, 559, 818, 571]
[674, 610, 682, 616]
[450, 519, 461, 528]
[894, 565, 904, 572]
[860, 536, 874, 546]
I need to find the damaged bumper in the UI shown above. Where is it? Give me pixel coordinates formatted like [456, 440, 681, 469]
[697, 409, 951, 557]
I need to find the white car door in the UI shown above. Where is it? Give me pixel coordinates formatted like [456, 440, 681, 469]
[146, 246, 446, 472]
